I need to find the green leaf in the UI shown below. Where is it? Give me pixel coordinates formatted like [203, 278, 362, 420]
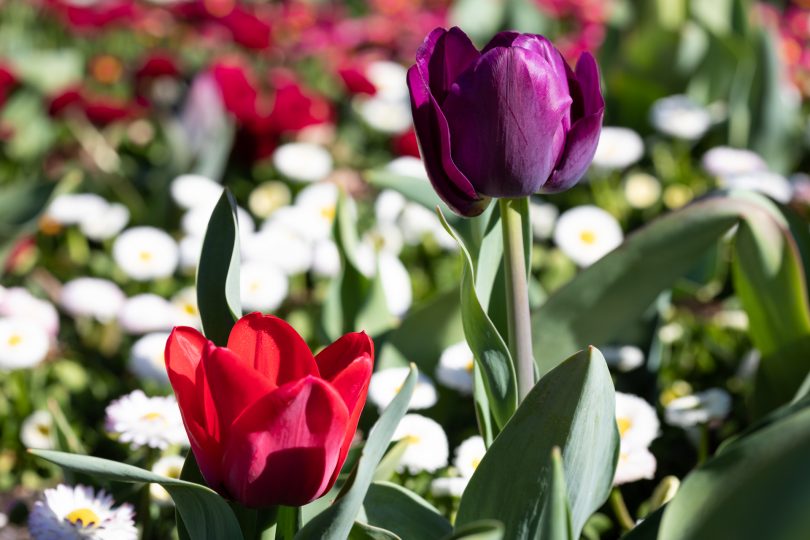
[437, 208, 518, 429]
[364, 169, 454, 220]
[730, 194, 810, 414]
[539, 448, 573, 540]
[362, 482, 452, 540]
[196, 189, 241, 346]
[443, 520, 504, 540]
[296, 365, 419, 540]
[658, 395, 810, 540]
[372, 440, 410, 482]
[622, 506, 665, 540]
[456, 347, 618, 539]
[349, 522, 401, 540]
[30, 450, 243, 540]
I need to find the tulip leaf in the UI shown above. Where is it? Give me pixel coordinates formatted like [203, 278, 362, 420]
[656, 393, 810, 540]
[539, 448, 574, 540]
[197, 189, 241, 346]
[364, 169, 456, 221]
[349, 522, 401, 540]
[437, 208, 518, 429]
[372, 440, 410, 482]
[442, 520, 505, 540]
[29, 450, 244, 540]
[296, 365, 418, 540]
[455, 347, 618, 539]
[361, 482, 452, 540]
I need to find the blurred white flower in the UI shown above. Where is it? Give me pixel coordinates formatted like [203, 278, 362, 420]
[80, 202, 130, 241]
[46, 193, 108, 226]
[243, 224, 313, 275]
[664, 388, 732, 428]
[294, 182, 339, 241]
[592, 127, 644, 169]
[529, 201, 559, 240]
[430, 476, 468, 498]
[368, 367, 438, 412]
[386, 156, 428, 180]
[623, 173, 662, 209]
[393, 414, 449, 474]
[601, 345, 645, 372]
[239, 261, 289, 312]
[105, 390, 188, 450]
[0, 317, 50, 370]
[0, 286, 59, 337]
[366, 61, 409, 101]
[171, 287, 200, 328]
[616, 392, 660, 451]
[399, 203, 444, 246]
[273, 142, 333, 183]
[170, 174, 222, 210]
[118, 294, 176, 334]
[182, 205, 254, 242]
[553, 206, 623, 267]
[702, 146, 767, 177]
[28, 484, 137, 540]
[375, 189, 408, 225]
[650, 95, 711, 140]
[129, 332, 170, 385]
[311, 239, 341, 278]
[614, 447, 657, 485]
[378, 252, 412, 317]
[454, 435, 486, 479]
[60, 278, 125, 322]
[178, 235, 204, 272]
[21, 410, 55, 450]
[435, 340, 474, 395]
[181, 73, 228, 157]
[718, 171, 793, 203]
[248, 181, 291, 219]
[356, 96, 412, 134]
[658, 322, 684, 344]
[150, 454, 186, 505]
[113, 227, 179, 281]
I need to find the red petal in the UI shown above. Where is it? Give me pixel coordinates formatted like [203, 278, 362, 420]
[227, 312, 319, 386]
[222, 376, 350, 507]
[201, 344, 275, 440]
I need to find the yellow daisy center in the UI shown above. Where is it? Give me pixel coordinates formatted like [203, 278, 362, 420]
[404, 434, 421, 445]
[320, 205, 336, 221]
[465, 358, 474, 373]
[617, 417, 632, 438]
[7, 333, 22, 347]
[471, 457, 481, 470]
[579, 230, 597, 245]
[139, 251, 153, 262]
[182, 303, 197, 316]
[66, 508, 100, 527]
[141, 412, 165, 422]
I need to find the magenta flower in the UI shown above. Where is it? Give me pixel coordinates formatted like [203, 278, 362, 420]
[407, 27, 604, 216]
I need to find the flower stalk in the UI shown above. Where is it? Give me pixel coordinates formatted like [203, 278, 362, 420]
[499, 197, 535, 402]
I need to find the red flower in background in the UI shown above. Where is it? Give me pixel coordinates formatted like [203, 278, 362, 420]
[168, 0, 273, 50]
[44, 0, 137, 30]
[0, 65, 16, 109]
[165, 313, 374, 508]
[48, 88, 138, 126]
[134, 53, 182, 107]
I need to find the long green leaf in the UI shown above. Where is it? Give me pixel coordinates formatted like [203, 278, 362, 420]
[362, 482, 452, 540]
[539, 448, 574, 540]
[438, 208, 518, 429]
[296, 365, 418, 540]
[456, 347, 618, 539]
[30, 450, 243, 540]
[197, 189, 241, 346]
[443, 521, 504, 540]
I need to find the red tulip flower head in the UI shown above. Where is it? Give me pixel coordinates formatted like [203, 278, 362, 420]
[165, 312, 374, 508]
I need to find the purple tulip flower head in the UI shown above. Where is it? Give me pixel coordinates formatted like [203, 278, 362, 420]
[407, 27, 604, 216]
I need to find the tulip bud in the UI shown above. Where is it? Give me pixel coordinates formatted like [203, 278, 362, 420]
[407, 27, 604, 216]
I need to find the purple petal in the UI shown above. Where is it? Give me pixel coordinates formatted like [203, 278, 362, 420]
[482, 31, 521, 53]
[442, 45, 572, 197]
[575, 52, 603, 117]
[416, 27, 480, 104]
[407, 64, 490, 217]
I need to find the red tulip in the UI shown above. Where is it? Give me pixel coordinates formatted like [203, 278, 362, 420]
[165, 312, 374, 508]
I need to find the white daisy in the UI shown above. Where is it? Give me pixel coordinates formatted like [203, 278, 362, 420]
[294, 182, 339, 242]
[393, 414, 449, 474]
[529, 201, 559, 240]
[592, 127, 644, 170]
[239, 261, 289, 312]
[170, 174, 222, 210]
[0, 317, 50, 370]
[375, 190, 407, 225]
[718, 171, 793, 204]
[181, 205, 254, 242]
[366, 61, 409, 102]
[105, 390, 188, 450]
[553, 206, 623, 267]
[454, 435, 486, 479]
[616, 392, 660, 452]
[702, 146, 767, 177]
[129, 332, 170, 385]
[243, 223, 313, 276]
[623, 173, 662, 209]
[430, 476, 468, 498]
[170, 287, 200, 328]
[398, 203, 443, 246]
[150, 454, 186, 505]
[80, 202, 130, 242]
[248, 181, 291, 219]
[613, 447, 657, 485]
[649, 95, 712, 140]
[378, 252, 412, 317]
[112, 227, 179, 281]
[46, 193, 109, 226]
[311, 239, 341, 278]
[601, 345, 645, 372]
[363, 224, 404, 256]
[385, 156, 429, 181]
[117, 294, 176, 334]
[178, 235, 203, 272]
[355, 96, 412, 134]
[28, 484, 137, 540]
[273, 142, 334, 183]
[435, 341, 474, 395]
[0, 286, 59, 338]
[664, 388, 732, 428]
[60, 278, 126, 322]
[21, 410, 55, 450]
[368, 367, 438, 412]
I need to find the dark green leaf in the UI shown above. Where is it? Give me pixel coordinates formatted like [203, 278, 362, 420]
[362, 482, 452, 540]
[443, 520, 504, 540]
[539, 448, 573, 540]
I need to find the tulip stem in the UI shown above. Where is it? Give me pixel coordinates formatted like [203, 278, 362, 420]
[275, 505, 301, 540]
[499, 197, 535, 402]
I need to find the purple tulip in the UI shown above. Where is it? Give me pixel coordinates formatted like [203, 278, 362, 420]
[407, 27, 604, 216]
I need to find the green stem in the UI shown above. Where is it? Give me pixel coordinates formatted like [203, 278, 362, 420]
[274, 506, 301, 540]
[610, 487, 635, 532]
[697, 423, 710, 465]
[499, 198, 535, 402]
